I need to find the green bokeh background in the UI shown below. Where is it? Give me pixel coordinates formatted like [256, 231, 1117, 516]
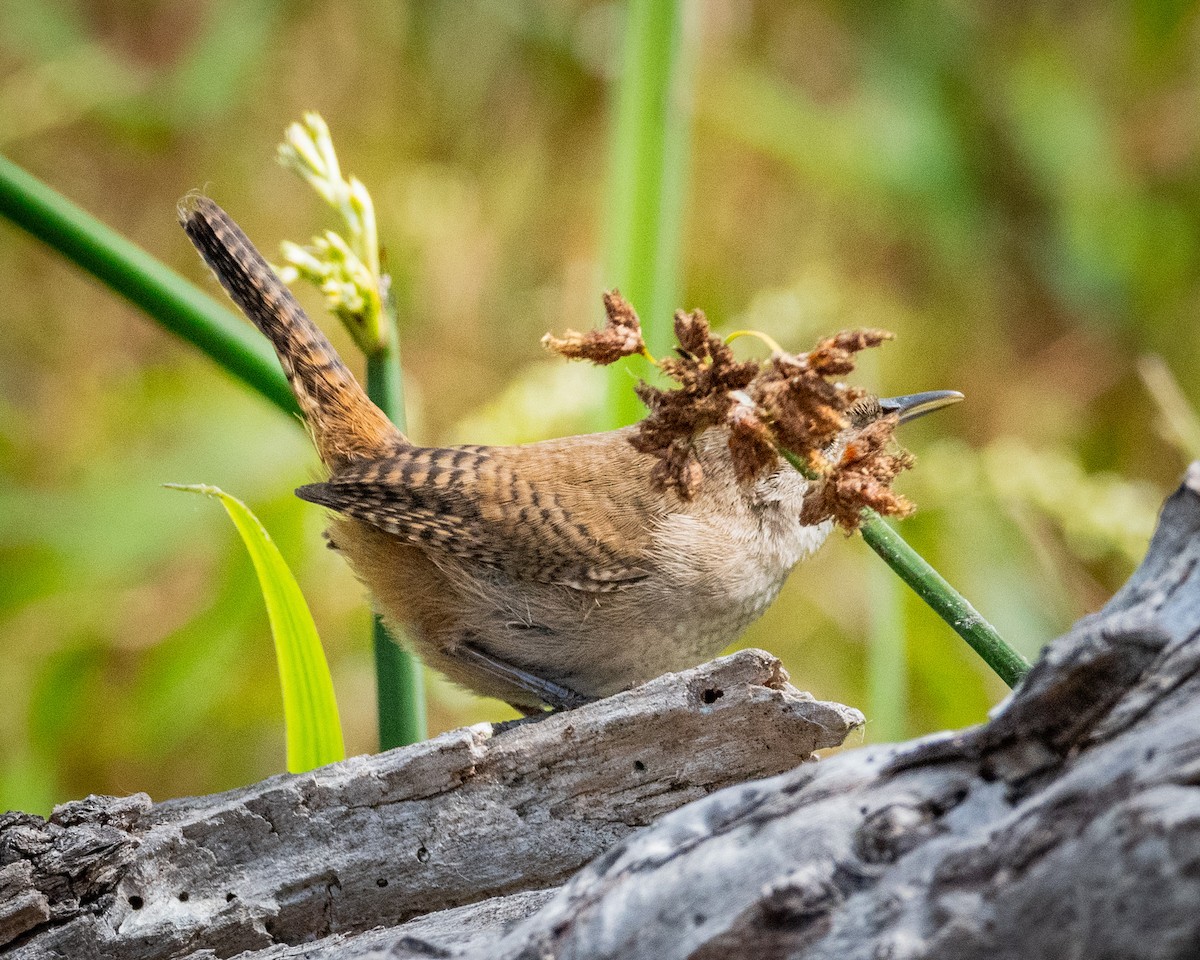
[1, 0, 1197, 815]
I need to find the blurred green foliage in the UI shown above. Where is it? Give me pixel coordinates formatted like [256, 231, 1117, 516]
[1, 0, 1197, 815]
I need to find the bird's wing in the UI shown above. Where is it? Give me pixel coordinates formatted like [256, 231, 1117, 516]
[296, 433, 661, 591]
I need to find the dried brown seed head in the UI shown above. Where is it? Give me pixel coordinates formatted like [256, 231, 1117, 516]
[673, 308, 713, 359]
[645, 439, 704, 500]
[799, 416, 915, 532]
[547, 296, 910, 509]
[633, 321, 898, 497]
[806, 329, 894, 376]
[751, 356, 861, 473]
[726, 394, 779, 484]
[542, 290, 646, 365]
[629, 308, 760, 495]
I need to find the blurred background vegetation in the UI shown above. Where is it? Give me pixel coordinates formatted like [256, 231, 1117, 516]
[2, 0, 1198, 816]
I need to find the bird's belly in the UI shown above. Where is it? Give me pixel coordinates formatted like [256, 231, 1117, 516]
[639, 568, 791, 669]
[586, 578, 790, 695]
[467, 564, 794, 700]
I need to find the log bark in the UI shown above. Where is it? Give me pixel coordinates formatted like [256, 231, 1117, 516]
[0, 651, 861, 958]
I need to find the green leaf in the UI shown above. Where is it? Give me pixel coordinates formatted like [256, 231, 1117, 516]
[166, 484, 345, 773]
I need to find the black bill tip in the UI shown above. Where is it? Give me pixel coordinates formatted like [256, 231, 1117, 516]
[879, 390, 964, 425]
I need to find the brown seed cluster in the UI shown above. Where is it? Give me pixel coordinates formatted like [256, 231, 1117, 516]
[630, 308, 760, 498]
[749, 329, 893, 475]
[541, 290, 646, 365]
[799, 417, 915, 531]
[544, 292, 914, 529]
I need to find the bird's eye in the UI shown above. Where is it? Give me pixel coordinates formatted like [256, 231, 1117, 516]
[848, 397, 882, 427]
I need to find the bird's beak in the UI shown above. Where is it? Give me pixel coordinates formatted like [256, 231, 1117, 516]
[879, 390, 964, 425]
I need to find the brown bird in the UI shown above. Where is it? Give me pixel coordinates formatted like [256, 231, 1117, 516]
[180, 196, 961, 712]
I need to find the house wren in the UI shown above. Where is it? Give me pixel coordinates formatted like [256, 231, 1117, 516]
[180, 197, 960, 712]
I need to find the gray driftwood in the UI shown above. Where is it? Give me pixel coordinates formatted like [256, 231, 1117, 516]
[0, 650, 862, 958]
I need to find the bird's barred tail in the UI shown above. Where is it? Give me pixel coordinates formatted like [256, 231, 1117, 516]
[179, 194, 405, 467]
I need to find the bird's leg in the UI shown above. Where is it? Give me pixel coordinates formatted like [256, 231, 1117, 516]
[453, 643, 593, 712]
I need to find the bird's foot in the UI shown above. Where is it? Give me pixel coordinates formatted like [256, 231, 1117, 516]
[454, 642, 592, 713]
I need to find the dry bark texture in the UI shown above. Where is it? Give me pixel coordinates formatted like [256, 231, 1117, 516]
[0, 652, 861, 958]
[5, 463, 1200, 959]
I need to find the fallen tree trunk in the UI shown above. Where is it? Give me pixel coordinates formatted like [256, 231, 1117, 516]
[5, 464, 1199, 959]
[0, 651, 862, 958]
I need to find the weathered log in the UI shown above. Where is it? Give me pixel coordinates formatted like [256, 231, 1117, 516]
[0, 651, 861, 958]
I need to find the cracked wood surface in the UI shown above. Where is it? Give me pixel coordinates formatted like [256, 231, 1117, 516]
[0, 650, 862, 958]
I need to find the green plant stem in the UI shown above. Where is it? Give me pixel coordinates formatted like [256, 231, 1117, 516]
[603, 0, 695, 428]
[364, 297, 426, 749]
[0, 154, 297, 417]
[858, 510, 1030, 688]
[778, 447, 1029, 688]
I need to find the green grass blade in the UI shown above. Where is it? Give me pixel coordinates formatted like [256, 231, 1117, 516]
[167, 483, 345, 772]
[0, 154, 298, 417]
[602, 0, 696, 427]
